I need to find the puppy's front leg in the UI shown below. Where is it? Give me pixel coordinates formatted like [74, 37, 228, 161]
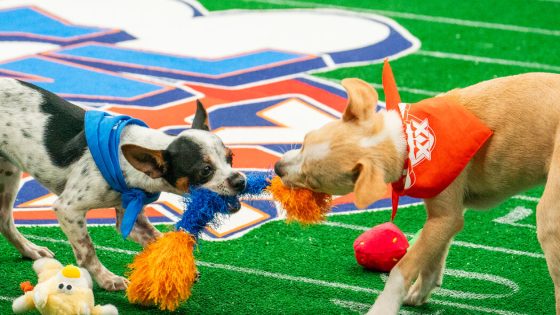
[368, 179, 465, 314]
[53, 198, 128, 291]
[115, 206, 162, 247]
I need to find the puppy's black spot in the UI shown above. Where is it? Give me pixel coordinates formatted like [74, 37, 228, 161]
[5, 171, 13, 177]
[2, 134, 6, 138]
[77, 196, 83, 201]
[77, 220, 84, 228]
[18, 81, 87, 167]
[163, 137, 209, 188]
[6, 122, 11, 127]
[81, 167, 88, 176]
[22, 130, 31, 138]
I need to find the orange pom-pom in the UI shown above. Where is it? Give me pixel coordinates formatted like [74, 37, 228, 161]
[20, 281, 34, 292]
[126, 231, 197, 311]
[267, 176, 332, 224]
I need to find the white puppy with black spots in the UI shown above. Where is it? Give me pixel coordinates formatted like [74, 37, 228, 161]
[0, 78, 245, 290]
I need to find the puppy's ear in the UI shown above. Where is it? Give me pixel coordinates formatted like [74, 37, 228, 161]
[341, 78, 378, 122]
[122, 144, 167, 179]
[192, 100, 210, 131]
[352, 159, 387, 209]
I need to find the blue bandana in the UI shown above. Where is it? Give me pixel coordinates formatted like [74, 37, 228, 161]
[84, 110, 160, 239]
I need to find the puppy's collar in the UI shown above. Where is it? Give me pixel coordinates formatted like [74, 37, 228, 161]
[84, 110, 160, 239]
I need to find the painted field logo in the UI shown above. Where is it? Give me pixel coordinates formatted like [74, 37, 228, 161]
[0, 0, 421, 240]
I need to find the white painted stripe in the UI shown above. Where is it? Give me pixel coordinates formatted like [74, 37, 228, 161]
[332, 298, 443, 314]
[451, 240, 544, 259]
[242, 0, 560, 37]
[512, 195, 540, 202]
[22, 234, 527, 314]
[321, 221, 545, 259]
[330, 298, 524, 315]
[317, 76, 442, 96]
[323, 221, 369, 231]
[24, 235, 138, 255]
[0, 296, 13, 302]
[493, 207, 536, 229]
[23, 234, 380, 295]
[379, 269, 519, 300]
[430, 299, 526, 315]
[417, 50, 560, 72]
[370, 83, 442, 97]
[197, 261, 380, 294]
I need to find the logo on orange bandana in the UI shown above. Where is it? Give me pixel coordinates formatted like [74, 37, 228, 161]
[393, 98, 493, 198]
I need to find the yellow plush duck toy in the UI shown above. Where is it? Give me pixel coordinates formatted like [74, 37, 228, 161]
[12, 258, 118, 315]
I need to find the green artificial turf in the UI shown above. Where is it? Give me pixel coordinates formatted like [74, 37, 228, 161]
[1, 0, 559, 314]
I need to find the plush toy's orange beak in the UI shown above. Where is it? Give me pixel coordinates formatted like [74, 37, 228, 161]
[61, 265, 81, 278]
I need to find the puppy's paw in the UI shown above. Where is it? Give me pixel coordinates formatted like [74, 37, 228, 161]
[98, 274, 129, 291]
[403, 282, 431, 306]
[20, 242, 55, 260]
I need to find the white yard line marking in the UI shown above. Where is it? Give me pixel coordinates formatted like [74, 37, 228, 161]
[331, 298, 524, 315]
[242, 0, 560, 37]
[321, 221, 545, 259]
[197, 261, 379, 294]
[493, 207, 536, 229]
[23, 234, 524, 313]
[512, 195, 540, 202]
[320, 77, 442, 96]
[369, 82, 442, 97]
[417, 50, 560, 72]
[332, 299, 440, 314]
[25, 235, 380, 295]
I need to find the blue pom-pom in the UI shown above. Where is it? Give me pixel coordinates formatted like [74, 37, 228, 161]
[241, 171, 273, 196]
[177, 171, 273, 237]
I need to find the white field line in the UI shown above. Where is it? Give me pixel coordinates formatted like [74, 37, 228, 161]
[320, 77, 442, 96]
[321, 221, 545, 259]
[330, 298, 524, 315]
[331, 298, 443, 314]
[241, 0, 560, 37]
[417, 50, 560, 72]
[512, 195, 540, 202]
[22, 234, 525, 314]
[369, 82, 442, 97]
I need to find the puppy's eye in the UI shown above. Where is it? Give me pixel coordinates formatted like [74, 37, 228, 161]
[58, 283, 64, 290]
[201, 165, 213, 177]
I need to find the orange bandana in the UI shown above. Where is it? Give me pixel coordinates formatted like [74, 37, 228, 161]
[382, 60, 493, 220]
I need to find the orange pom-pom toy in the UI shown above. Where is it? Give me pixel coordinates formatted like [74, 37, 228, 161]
[267, 176, 332, 224]
[127, 231, 197, 311]
[125, 172, 333, 311]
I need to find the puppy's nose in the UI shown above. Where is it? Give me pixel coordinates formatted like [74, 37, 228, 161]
[274, 162, 286, 177]
[227, 172, 246, 192]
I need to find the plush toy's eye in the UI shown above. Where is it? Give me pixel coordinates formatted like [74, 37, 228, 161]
[58, 283, 64, 290]
[66, 285, 72, 290]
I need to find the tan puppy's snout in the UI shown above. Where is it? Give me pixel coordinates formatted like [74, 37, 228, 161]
[274, 161, 287, 177]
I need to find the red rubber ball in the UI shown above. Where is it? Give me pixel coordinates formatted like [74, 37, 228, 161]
[353, 222, 409, 272]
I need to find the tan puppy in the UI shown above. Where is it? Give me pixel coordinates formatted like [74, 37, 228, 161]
[274, 73, 560, 314]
